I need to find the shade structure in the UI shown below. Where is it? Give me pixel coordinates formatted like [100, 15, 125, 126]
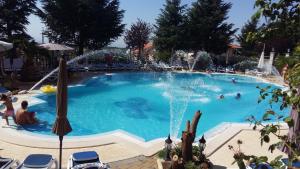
[0, 41, 13, 52]
[52, 58, 72, 169]
[39, 43, 74, 51]
[257, 51, 265, 69]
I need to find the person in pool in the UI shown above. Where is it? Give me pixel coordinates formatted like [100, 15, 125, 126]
[232, 78, 236, 84]
[0, 94, 16, 125]
[235, 93, 241, 99]
[219, 94, 225, 99]
[16, 101, 38, 125]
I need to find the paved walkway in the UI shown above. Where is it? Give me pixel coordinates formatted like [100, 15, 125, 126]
[110, 156, 158, 169]
[0, 128, 287, 169]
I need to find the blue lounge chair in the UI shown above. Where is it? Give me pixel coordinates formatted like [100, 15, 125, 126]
[281, 158, 300, 168]
[67, 151, 110, 169]
[248, 163, 273, 169]
[17, 154, 57, 169]
[0, 157, 19, 169]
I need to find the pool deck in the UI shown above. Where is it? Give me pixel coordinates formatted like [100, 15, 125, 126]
[0, 73, 288, 168]
[0, 120, 288, 168]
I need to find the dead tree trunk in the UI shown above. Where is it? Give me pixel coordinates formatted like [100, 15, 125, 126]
[181, 110, 202, 162]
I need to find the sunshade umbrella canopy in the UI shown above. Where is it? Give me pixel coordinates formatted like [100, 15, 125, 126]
[0, 41, 13, 52]
[39, 43, 74, 51]
[52, 58, 72, 169]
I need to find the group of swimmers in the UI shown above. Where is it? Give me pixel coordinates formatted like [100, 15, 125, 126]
[219, 93, 241, 100]
[218, 78, 241, 100]
[0, 94, 38, 126]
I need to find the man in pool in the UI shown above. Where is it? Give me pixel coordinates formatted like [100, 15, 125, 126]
[0, 94, 16, 125]
[235, 93, 241, 99]
[232, 78, 237, 83]
[219, 94, 225, 99]
[16, 101, 38, 125]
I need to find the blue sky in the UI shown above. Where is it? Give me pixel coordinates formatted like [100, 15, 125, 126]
[26, 0, 256, 47]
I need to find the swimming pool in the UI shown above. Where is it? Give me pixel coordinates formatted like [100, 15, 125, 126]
[23, 72, 288, 141]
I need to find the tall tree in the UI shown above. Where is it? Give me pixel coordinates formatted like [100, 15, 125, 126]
[124, 19, 152, 63]
[0, 0, 36, 42]
[154, 0, 186, 62]
[237, 18, 259, 56]
[40, 0, 125, 54]
[186, 0, 237, 54]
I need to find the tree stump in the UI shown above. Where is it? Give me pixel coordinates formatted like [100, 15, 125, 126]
[181, 110, 202, 162]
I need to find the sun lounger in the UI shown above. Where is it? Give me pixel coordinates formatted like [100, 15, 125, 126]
[0, 157, 19, 169]
[281, 158, 300, 168]
[67, 151, 110, 169]
[248, 163, 273, 169]
[17, 154, 58, 169]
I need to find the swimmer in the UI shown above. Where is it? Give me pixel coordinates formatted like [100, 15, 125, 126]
[232, 78, 236, 83]
[235, 93, 241, 99]
[219, 94, 224, 99]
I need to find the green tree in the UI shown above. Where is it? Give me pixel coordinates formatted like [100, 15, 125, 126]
[250, 0, 300, 53]
[186, 0, 237, 54]
[0, 0, 37, 71]
[124, 19, 152, 63]
[154, 0, 186, 62]
[0, 0, 36, 41]
[39, 0, 125, 54]
[237, 18, 259, 56]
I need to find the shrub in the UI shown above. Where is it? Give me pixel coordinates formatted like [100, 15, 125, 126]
[193, 52, 213, 70]
[20, 56, 41, 82]
[233, 60, 257, 71]
[154, 50, 172, 63]
[274, 55, 300, 71]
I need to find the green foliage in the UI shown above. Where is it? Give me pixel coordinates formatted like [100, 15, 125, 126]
[288, 63, 300, 89]
[251, 0, 300, 52]
[237, 18, 260, 56]
[124, 19, 152, 62]
[0, 0, 36, 41]
[40, 0, 125, 54]
[154, 0, 186, 58]
[184, 161, 198, 169]
[157, 149, 167, 159]
[20, 56, 40, 82]
[186, 0, 237, 54]
[154, 50, 172, 63]
[193, 52, 213, 71]
[20, 41, 43, 82]
[245, 64, 300, 167]
[233, 60, 257, 72]
[294, 43, 300, 56]
[274, 55, 300, 71]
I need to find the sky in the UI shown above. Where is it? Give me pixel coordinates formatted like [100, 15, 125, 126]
[26, 0, 257, 48]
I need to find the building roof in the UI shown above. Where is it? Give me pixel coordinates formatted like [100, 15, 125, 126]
[228, 44, 241, 49]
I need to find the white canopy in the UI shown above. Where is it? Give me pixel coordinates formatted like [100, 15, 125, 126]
[257, 51, 265, 69]
[0, 41, 13, 52]
[39, 43, 74, 51]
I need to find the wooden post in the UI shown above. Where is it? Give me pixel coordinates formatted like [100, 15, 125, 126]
[181, 111, 202, 162]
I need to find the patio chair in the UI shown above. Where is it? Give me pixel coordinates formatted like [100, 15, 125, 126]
[67, 151, 110, 169]
[16, 154, 58, 169]
[0, 157, 19, 169]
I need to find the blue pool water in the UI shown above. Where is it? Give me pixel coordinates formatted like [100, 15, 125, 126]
[23, 72, 288, 141]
